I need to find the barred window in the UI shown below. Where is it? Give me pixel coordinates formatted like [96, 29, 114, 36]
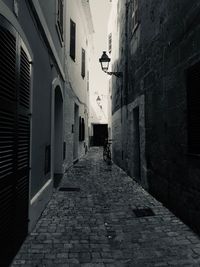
[56, 0, 64, 42]
[131, 0, 139, 33]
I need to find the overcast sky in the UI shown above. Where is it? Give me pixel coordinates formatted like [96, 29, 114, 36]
[90, 0, 111, 54]
[89, 0, 112, 123]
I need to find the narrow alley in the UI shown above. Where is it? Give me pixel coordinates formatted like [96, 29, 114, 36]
[12, 148, 200, 267]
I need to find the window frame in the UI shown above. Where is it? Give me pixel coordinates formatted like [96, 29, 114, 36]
[56, 0, 64, 44]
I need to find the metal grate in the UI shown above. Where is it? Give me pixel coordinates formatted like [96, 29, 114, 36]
[59, 187, 80, 192]
[73, 165, 86, 169]
[133, 208, 155, 217]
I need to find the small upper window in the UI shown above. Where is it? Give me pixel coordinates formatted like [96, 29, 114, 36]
[81, 48, 86, 78]
[56, 0, 64, 42]
[131, 0, 139, 33]
[70, 19, 76, 61]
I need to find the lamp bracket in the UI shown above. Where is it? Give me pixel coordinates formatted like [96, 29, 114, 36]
[105, 71, 123, 78]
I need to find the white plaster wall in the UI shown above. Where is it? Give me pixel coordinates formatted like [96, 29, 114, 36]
[63, 0, 94, 166]
[65, 0, 92, 105]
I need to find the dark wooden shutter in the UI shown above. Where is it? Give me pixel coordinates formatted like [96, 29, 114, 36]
[70, 19, 76, 60]
[0, 20, 17, 265]
[0, 16, 31, 265]
[187, 62, 200, 154]
[14, 42, 31, 248]
[81, 48, 85, 78]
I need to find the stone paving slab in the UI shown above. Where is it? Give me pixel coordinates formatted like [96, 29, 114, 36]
[11, 147, 200, 266]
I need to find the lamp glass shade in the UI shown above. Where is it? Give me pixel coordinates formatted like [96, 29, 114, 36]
[96, 96, 101, 105]
[99, 51, 110, 72]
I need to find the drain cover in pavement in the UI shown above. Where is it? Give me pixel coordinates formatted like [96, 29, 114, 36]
[59, 187, 80, 192]
[73, 165, 86, 169]
[133, 208, 155, 217]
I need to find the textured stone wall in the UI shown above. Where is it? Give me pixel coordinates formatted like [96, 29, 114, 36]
[111, 0, 200, 232]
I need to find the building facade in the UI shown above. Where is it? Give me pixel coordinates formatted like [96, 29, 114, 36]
[63, 0, 94, 167]
[0, 0, 93, 265]
[109, 0, 200, 233]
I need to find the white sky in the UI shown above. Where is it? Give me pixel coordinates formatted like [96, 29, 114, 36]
[89, 0, 111, 123]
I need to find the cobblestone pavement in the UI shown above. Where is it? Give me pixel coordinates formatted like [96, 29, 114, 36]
[12, 148, 200, 267]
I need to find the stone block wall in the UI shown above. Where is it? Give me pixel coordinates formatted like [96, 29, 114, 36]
[111, 0, 200, 232]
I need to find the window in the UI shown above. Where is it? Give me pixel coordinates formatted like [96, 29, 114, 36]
[108, 33, 112, 54]
[70, 19, 76, 60]
[79, 116, 82, 141]
[187, 62, 200, 154]
[63, 142, 66, 160]
[81, 48, 86, 78]
[56, 0, 64, 42]
[131, 0, 139, 33]
[44, 145, 51, 174]
[79, 117, 85, 141]
[82, 118, 85, 141]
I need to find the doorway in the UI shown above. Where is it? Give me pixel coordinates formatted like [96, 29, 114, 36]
[133, 107, 141, 181]
[54, 86, 63, 183]
[93, 124, 108, 146]
[73, 104, 79, 160]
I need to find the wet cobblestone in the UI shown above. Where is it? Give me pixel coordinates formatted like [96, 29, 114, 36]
[12, 148, 200, 266]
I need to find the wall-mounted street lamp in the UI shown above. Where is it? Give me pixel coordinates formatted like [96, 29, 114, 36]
[96, 96, 102, 109]
[99, 51, 122, 78]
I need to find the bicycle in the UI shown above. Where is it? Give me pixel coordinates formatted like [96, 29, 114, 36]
[103, 139, 112, 164]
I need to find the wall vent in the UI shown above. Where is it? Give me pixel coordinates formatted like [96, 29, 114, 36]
[59, 187, 80, 192]
[133, 208, 155, 217]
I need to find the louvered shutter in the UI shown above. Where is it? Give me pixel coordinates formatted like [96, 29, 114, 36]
[0, 16, 31, 265]
[0, 19, 17, 265]
[14, 42, 31, 250]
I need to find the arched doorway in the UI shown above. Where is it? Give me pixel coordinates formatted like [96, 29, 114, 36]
[53, 86, 64, 187]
